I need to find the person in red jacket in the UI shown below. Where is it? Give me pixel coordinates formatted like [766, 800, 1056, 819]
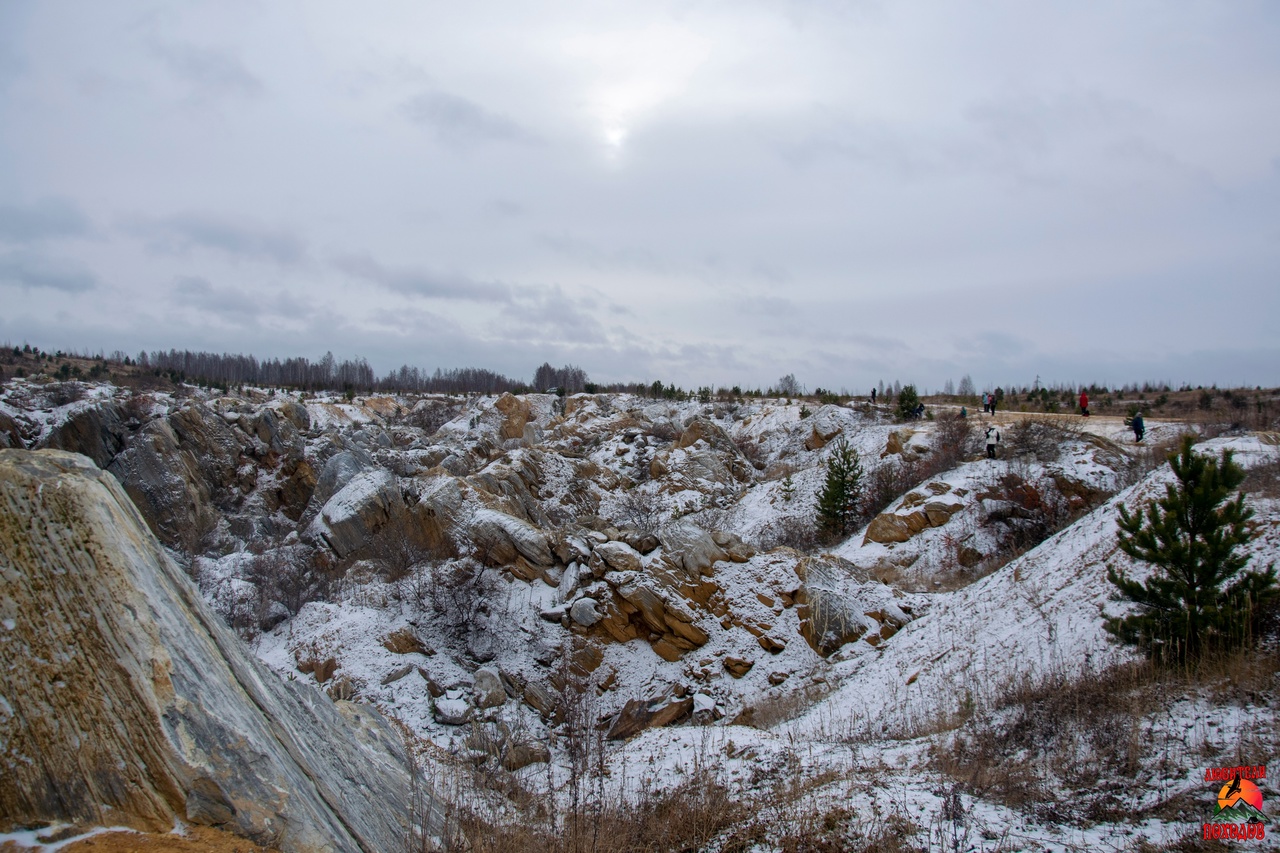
[1079, 390, 1089, 417]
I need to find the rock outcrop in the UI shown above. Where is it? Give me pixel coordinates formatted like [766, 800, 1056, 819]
[794, 553, 912, 656]
[0, 449, 440, 851]
[37, 401, 129, 468]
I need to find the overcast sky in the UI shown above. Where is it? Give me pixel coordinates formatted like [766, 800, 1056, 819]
[1, 1, 1277, 392]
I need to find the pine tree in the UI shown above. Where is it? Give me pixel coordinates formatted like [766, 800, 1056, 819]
[896, 384, 921, 420]
[780, 472, 796, 502]
[1105, 435, 1277, 663]
[815, 436, 863, 540]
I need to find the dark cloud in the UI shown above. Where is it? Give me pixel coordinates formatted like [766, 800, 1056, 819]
[333, 252, 512, 302]
[498, 287, 607, 345]
[0, 198, 92, 243]
[0, 250, 97, 292]
[401, 90, 535, 146]
[134, 213, 306, 265]
[151, 41, 262, 100]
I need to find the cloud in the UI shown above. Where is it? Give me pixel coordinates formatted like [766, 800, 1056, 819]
[332, 252, 512, 302]
[151, 41, 263, 100]
[172, 274, 256, 318]
[498, 286, 607, 344]
[0, 249, 97, 292]
[0, 198, 92, 243]
[401, 90, 535, 146]
[171, 275, 314, 327]
[135, 213, 306, 265]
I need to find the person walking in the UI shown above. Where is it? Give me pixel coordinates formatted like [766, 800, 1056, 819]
[1079, 389, 1089, 417]
[985, 423, 1001, 458]
[1131, 411, 1145, 442]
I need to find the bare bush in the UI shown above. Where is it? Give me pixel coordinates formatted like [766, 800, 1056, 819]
[371, 532, 432, 583]
[733, 434, 767, 471]
[408, 399, 463, 435]
[1242, 447, 1280, 498]
[428, 559, 498, 654]
[930, 411, 974, 468]
[610, 488, 664, 536]
[44, 382, 86, 407]
[755, 514, 822, 553]
[862, 457, 920, 519]
[1003, 417, 1082, 464]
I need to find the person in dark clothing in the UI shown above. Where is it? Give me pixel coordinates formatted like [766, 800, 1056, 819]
[871, 387, 877, 404]
[1131, 412, 1145, 442]
[989, 394, 997, 415]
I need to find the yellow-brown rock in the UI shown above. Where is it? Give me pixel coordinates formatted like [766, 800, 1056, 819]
[0, 449, 422, 848]
[493, 392, 532, 440]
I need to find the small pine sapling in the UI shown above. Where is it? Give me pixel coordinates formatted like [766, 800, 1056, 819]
[815, 436, 864, 540]
[1105, 435, 1278, 663]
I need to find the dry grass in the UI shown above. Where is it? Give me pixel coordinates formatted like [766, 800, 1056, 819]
[931, 651, 1280, 826]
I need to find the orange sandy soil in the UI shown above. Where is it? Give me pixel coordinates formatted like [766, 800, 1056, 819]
[1, 826, 276, 853]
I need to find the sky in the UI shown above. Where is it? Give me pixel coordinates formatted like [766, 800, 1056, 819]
[1, 0, 1278, 393]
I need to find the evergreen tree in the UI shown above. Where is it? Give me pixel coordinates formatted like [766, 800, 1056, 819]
[815, 436, 863, 539]
[896, 384, 921, 420]
[1105, 436, 1277, 663]
[780, 472, 796, 502]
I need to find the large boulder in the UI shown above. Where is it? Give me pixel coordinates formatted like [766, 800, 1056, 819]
[470, 508, 555, 574]
[302, 449, 377, 526]
[0, 409, 27, 448]
[307, 468, 421, 559]
[38, 401, 129, 468]
[802, 406, 847, 451]
[0, 449, 436, 849]
[659, 522, 727, 577]
[493, 393, 531, 441]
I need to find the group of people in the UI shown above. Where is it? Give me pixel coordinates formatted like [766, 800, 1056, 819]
[1081, 389, 1145, 442]
[981, 392, 998, 414]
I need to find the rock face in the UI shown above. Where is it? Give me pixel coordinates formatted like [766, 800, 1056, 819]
[37, 401, 129, 468]
[105, 404, 245, 548]
[794, 553, 912, 656]
[0, 450, 439, 851]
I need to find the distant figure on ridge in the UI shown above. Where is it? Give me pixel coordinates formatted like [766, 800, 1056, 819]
[982, 392, 989, 414]
[989, 394, 997, 415]
[1080, 389, 1089, 417]
[871, 387, 877, 405]
[985, 424, 1001, 459]
[1131, 411, 1145, 442]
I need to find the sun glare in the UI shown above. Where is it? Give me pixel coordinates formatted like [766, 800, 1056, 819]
[560, 24, 710, 159]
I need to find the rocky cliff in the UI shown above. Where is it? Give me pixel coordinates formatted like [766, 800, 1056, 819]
[0, 449, 437, 851]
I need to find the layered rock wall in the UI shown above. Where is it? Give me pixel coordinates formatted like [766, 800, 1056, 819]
[0, 449, 436, 851]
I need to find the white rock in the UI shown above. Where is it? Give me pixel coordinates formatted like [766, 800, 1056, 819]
[570, 597, 602, 627]
[473, 667, 506, 709]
